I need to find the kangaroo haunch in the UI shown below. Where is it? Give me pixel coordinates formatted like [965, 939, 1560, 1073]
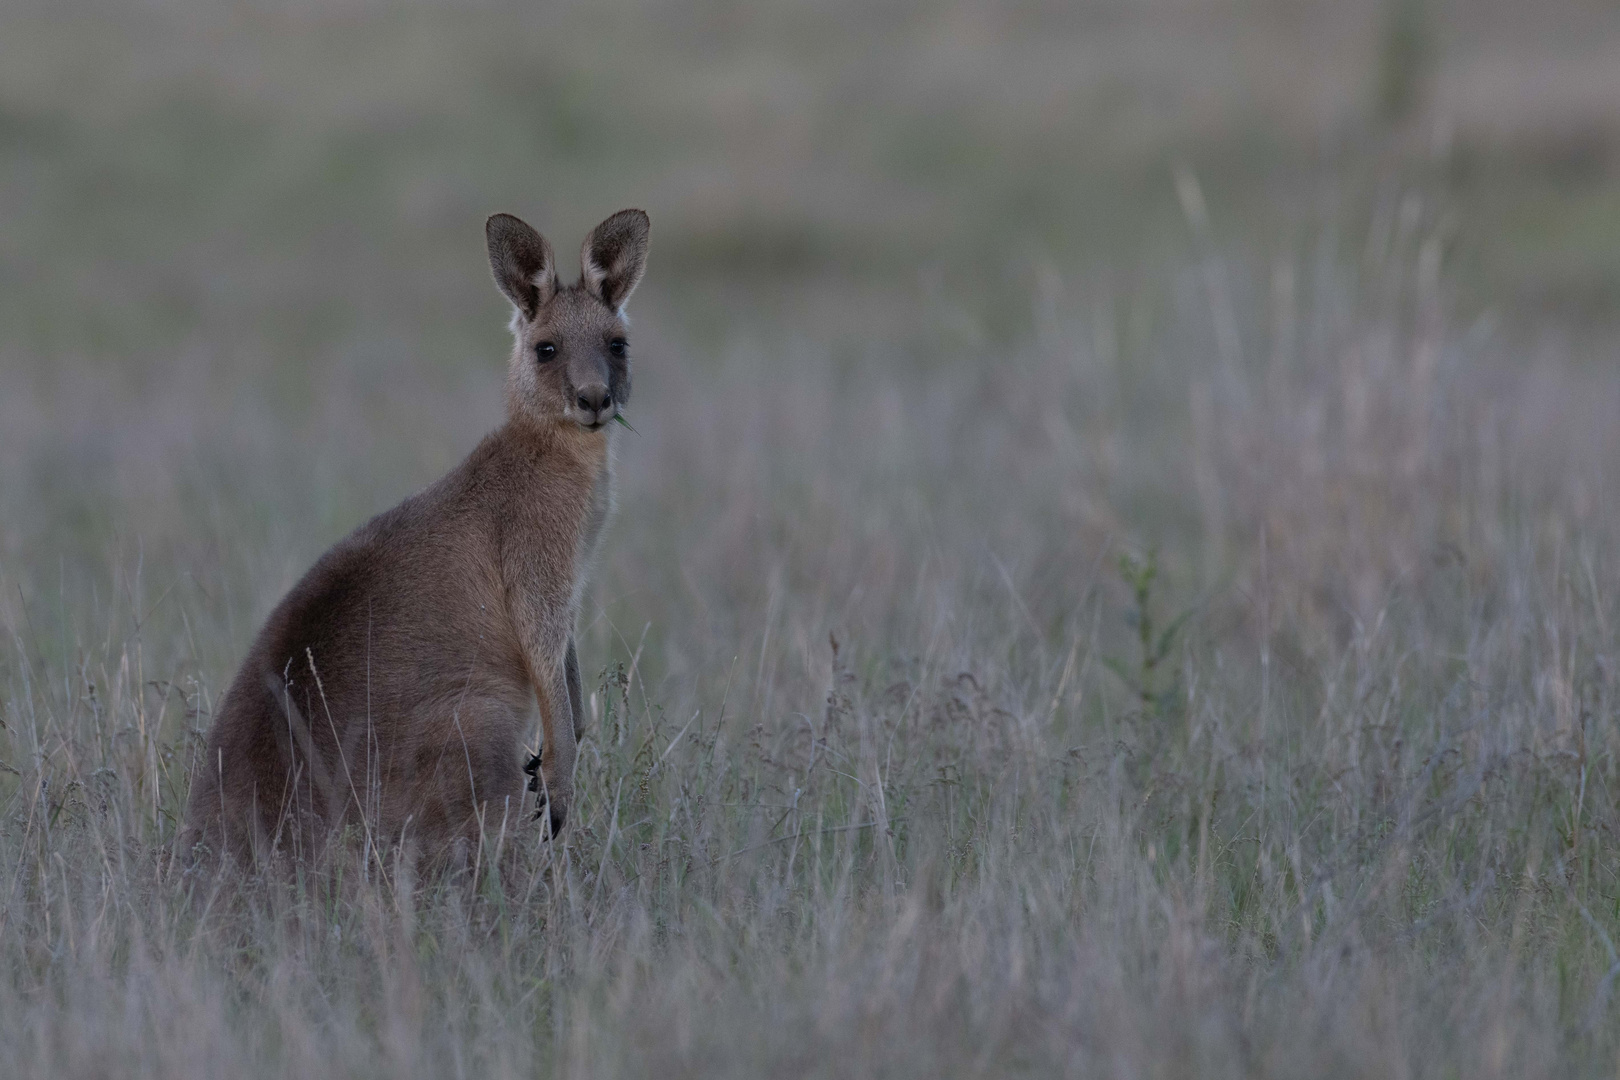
[181, 209, 650, 863]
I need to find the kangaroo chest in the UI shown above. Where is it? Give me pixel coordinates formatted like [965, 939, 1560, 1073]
[497, 431, 614, 614]
[579, 451, 615, 568]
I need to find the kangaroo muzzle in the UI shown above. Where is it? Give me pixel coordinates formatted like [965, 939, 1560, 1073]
[572, 383, 614, 428]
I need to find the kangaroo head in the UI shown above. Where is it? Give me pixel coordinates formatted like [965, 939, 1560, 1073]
[486, 209, 650, 431]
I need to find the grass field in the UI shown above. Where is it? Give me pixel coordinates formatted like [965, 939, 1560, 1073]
[3, 1, 1620, 1075]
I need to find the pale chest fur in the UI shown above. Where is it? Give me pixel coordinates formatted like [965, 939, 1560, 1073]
[486, 424, 615, 624]
[574, 440, 616, 604]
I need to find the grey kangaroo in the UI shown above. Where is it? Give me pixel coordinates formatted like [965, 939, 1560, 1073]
[181, 209, 650, 864]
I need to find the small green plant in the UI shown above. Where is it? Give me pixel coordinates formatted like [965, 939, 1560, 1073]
[1104, 548, 1193, 722]
[1375, 0, 1435, 125]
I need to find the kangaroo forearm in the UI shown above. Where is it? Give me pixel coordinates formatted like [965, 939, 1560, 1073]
[565, 637, 585, 738]
[536, 667, 576, 784]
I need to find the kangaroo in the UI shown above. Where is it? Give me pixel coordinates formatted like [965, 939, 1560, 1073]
[181, 209, 649, 865]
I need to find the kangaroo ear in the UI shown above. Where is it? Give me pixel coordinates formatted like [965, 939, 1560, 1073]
[486, 213, 557, 320]
[580, 209, 650, 312]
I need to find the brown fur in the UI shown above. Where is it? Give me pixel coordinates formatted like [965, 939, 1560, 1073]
[181, 210, 650, 865]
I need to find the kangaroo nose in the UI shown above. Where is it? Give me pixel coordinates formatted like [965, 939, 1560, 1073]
[576, 386, 611, 415]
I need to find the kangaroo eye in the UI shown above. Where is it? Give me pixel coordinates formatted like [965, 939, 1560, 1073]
[608, 338, 628, 358]
[535, 342, 557, 361]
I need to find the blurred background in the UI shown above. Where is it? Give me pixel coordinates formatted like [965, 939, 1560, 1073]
[3, 0, 1619, 769]
[4, 0, 1620, 731]
[5, 3, 1620, 1074]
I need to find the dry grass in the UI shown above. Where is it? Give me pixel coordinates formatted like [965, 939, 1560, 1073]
[4, 1, 1620, 1077]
